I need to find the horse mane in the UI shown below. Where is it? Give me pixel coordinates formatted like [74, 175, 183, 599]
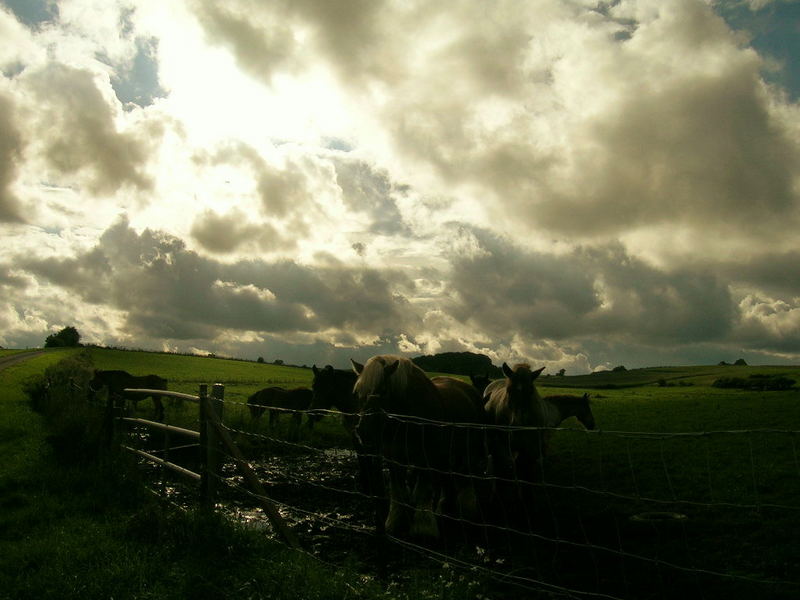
[353, 355, 424, 402]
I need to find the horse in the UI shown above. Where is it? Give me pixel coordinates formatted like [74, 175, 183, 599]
[246, 386, 314, 441]
[476, 374, 595, 431]
[470, 373, 492, 396]
[352, 355, 487, 539]
[541, 393, 595, 430]
[88, 369, 167, 421]
[483, 363, 546, 482]
[310, 364, 359, 429]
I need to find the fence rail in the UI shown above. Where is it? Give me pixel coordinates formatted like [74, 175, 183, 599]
[117, 383, 299, 548]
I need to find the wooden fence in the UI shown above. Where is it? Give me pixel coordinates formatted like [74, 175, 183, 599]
[116, 384, 299, 548]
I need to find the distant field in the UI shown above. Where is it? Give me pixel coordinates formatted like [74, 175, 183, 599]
[539, 363, 800, 389]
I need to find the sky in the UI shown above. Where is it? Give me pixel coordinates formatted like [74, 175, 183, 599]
[1, 0, 799, 374]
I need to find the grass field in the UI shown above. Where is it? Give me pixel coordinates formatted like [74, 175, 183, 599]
[2, 346, 799, 599]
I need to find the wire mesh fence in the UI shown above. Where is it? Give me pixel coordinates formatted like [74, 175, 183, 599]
[118, 389, 800, 600]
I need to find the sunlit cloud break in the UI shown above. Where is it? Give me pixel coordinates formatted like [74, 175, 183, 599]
[1, 0, 799, 372]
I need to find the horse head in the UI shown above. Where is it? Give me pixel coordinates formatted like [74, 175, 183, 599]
[501, 362, 545, 412]
[577, 393, 596, 430]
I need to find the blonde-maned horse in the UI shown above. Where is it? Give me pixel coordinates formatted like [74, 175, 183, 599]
[352, 355, 486, 539]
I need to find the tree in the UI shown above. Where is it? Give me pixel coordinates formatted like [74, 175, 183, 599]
[44, 326, 81, 348]
[257, 356, 265, 364]
[557, 368, 566, 376]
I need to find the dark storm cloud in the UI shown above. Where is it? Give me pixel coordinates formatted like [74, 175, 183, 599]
[711, 250, 800, 298]
[25, 63, 154, 194]
[0, 93, 25, 222]
[444, 226, 735, 347]
[17, 218, 415, 342]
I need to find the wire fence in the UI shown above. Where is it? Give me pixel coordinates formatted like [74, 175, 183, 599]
[119, 391, 800, 600]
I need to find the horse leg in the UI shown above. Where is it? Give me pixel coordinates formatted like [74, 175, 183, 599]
[152, 395, 164, 422]
[288, 412, 301, 442]
[409, 468, 440, 540]
[385, 463, 413, 536]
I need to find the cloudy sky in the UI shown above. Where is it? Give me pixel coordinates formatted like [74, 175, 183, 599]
[1, 0, 799, 373]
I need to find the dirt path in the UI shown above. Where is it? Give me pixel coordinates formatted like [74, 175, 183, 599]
[0, 351, 47, 373]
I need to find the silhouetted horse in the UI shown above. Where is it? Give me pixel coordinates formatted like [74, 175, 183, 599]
[476, 375, 595, 430]
[247, 386, 314, 441]
[353, 355, 486, 538]
[541, 393, 595, 430]
[470, 373, 492, 396]
[483, 363, 546, 482]
[88, 369, 167, 421]
[310, 364, 359, 428]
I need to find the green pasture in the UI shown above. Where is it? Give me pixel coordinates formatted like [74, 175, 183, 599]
[0, 348, 478, 599]
[4, 347, 799, 598]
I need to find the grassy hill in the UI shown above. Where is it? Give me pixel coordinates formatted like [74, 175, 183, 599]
[539, 363, 800, 389]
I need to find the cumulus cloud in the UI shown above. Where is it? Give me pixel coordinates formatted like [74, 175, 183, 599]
[190, 208, 296, 254]
[443, 225, 735, 347]
[0, 92, 25, 222]
[14, 218, 417, 346]
[333, 157, 412, 236]
[21, 63, 155, 195]
[1, 0, 799, 371]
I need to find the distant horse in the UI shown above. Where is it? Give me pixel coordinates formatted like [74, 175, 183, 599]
[353, 355, 486, 538]
[476, 375, 595, 431]
[483, 363, 546, 481]
[247, 386, 314, 441]
[541, 393, 595, 430]
[88, 369, 167, 421]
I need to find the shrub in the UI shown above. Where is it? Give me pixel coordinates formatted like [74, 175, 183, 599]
[24, 351, 107, 463]
[711, 375, 795, 391]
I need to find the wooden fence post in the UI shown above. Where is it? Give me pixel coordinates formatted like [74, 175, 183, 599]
[200, 393, 301, 549]
[199, 384, 212, 506]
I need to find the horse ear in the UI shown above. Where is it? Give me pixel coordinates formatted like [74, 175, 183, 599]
[384, 360, 400, 377]
[502, 362, 514, 378]
[351, 359, 364, 375]
[532, 366, 546, 380]
[312, 364, 319, 375]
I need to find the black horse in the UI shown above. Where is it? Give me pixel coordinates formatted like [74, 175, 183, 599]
[246, 386, 314, 441]
[89, 369, 168, 421]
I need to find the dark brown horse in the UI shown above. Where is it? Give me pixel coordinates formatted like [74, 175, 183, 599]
[310, 364, 359, 428]
[88, 369, 168, 421]
[541, 393, 595, 430]
[247, 386, 314, 441]
[483, 363, 546, 481]
[352, 355, 486, 538]
[310, 364, 381, 493]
